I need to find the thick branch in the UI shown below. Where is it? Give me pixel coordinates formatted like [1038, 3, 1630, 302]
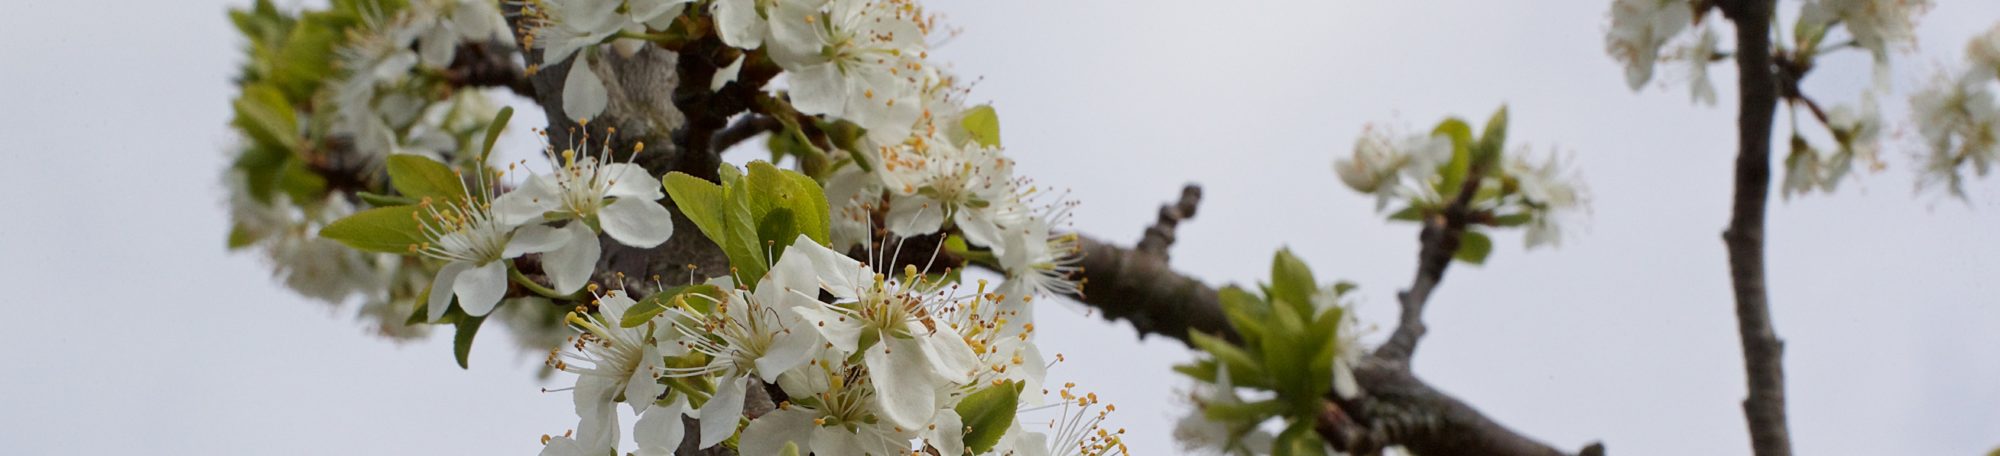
[710, 115, 780, 154]
[1000, 186, 1585, 455]
[1718, 1, 1794, 455]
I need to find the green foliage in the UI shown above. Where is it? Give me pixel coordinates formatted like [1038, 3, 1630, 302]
[453, 312, 487, 369]
[1432, 117, 1474, 196]
[961, 104, 1002, 148]
[1177, 250, 1360, 452]
[955, 380, 1023, 454]
[386, 155, 467, 202]
[1455, 230, 1493, 265]
[319, 205, 426, 254]
[663, 162, 833, 288]
[620, 284, 725, 328]
[479, 107, 514, 161]
[233, 84, 300, 152]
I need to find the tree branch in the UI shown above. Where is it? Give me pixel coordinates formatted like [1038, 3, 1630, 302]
[991, 185, 1590, 455]
[1718, 1, 1794, 455]
[1374, 166, 1485, 365]
[710, 115, 780, 154]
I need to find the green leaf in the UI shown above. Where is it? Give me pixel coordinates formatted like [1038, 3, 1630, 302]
[746, 161, 831, 255]
[276, 157, 327, 203]
[227, 224, 262, 249]
[621, 284, 727, 328]
[1191, 331, 1265, 388]
[1474, 105, 1509, 170]
[1432, 118, 1473, 195]
[386, 154, 467, 202]
[357, 191, 417, 207]
[1386, 205, 1425, 222]
[1268, 248, 1317, 317]
[961, 104, 1001, 148]
[1492, 212, 1534, 227]
[452, 313, 488, 369]
[1272, 420, 1329, 456]
[232, 84, 299, 151]
[663, 168, 768, 286]
[1454, 230, 1493, 265]
[480, 106, 514, 161]
[955, 380, 1022, 454]
[320, 205, 425, 254]
[1218, 286, 1269, 346]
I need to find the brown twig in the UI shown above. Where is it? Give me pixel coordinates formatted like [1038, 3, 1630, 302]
[1718, 1, 1795, 455]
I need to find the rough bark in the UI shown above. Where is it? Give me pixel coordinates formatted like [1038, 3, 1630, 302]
[1717, 1, 1794, 455]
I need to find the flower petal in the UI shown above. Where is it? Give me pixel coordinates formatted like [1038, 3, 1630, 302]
[634, 395, 690, 456]
[452, 261, 509, 316]
[867, 337, 940, 429]
[427, 261, 470, 322]
[541, 223, 601, 293]
[698, 376, 749, 448]
[786, 63, 846, 116]
[887, 195, 946, 237]
[600, 196, 675, 248]
[712, 0, 767, 49]
[563, 55, 609, 122]
[505, 222, 570, 258]
[740, 408, 815, 456]
[600, 163, 665, 200]
[793, 305, 863, 353]
[923, 408, 964, 456]
[754, 328, 817, 383]
[494, 175, 562, 226]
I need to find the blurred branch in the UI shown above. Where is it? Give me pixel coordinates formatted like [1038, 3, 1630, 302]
[1374, 163, 1485, 365]
[710, 114, 780, 154]
[1718, 1, 1795, 455]
[441, 41, 535, 98]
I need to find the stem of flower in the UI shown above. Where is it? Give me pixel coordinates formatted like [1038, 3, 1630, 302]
[508, 262, 585, 300]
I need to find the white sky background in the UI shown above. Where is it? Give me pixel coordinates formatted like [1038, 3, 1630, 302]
[2, 0, 1998, 454]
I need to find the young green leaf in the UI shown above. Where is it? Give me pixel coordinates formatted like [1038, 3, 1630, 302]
[961, 104, 1002, 148]
[1433, 118, 1474, 195]
[319, 205, 425, 254]
[1455, 230, 1494, 265]
[745, 161, 832, 258]
[1475, 105, 1510, 169]
[386, 154, 466, 202]
[452, 313, 488, 369]
[1268, 248, 1317, 316]
[232, 84, 300, 151]
[955, 380, 1022, 454]
[479, 106, 514, 161]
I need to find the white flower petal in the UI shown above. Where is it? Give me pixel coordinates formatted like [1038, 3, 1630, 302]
[600, 196, 675, 248]
[923, 409, 964, 456]
[634, 395, 689, 456]
[452, 260, 510, 316]
[754, 329, 817, 382]
[494, 175, 562, 226]
[793, 305, 863, 353]
[791, 236, 865, 299]
[786, 63, 846, 116]
[427, 261, 470, 321]
[867, 337, 940, 429]
[563, 55, 609, 122]
[713, 0, 767, 49]
[887, 195, 946, 237]
[698, 376, 749, 448]
[917, 326, 976, 383]
[713, 53, 746, 92]
[599, 163, 665, 200]
[740, 408, 816, 456]
[505, 223, 570, 258]
[541, 223, 602, 293]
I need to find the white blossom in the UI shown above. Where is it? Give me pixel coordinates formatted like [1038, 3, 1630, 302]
[876, 138, 1016, 246]
[1801, 0, 1932, 86]
[787, 236, 979, 431]
[657, 239, 825, 448]
[1910, 70, 2000, 196]
[547, 289, 672, 454]
[1971, 23, 2000, 80]
[768, 0, 930, 143]
[1686, 26, 1720, 106]
[1334, 128, 1452, 210]
[494, 136, 675, 292]
[1824, 95, 1884, 187]
[409, 0, 512, 68]
[1606, 0, 1693, 90]
[410, 182, 565, 321]
[1505, 150, 1589, 248]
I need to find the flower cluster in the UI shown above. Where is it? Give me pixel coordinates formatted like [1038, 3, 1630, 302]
[1911, 61, 2000, 197]
[329, 0, 513, 165]
[536, 237, 1096, 455]
[1332, 111, 1590, 250]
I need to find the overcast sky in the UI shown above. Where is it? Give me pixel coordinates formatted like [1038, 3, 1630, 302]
[3, 1, 1998, 455]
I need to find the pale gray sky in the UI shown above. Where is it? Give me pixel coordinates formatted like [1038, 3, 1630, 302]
[2, 1, 1997, 455]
